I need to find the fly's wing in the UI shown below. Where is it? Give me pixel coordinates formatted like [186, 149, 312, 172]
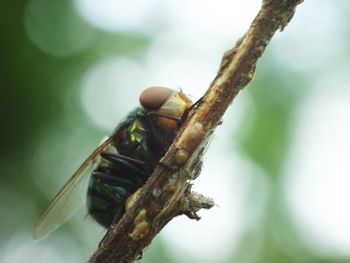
[33, 137, 113, 240]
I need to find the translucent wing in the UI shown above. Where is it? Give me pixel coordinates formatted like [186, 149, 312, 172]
[33, 137, 113, 240]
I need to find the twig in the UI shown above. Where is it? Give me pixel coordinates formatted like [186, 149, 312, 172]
[89, 0, 304, 262]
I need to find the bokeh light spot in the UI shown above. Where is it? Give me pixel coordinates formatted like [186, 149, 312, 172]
[24, 0, 96, 57]
[75, 0, 158, 32]
[80, 58, 147, 130]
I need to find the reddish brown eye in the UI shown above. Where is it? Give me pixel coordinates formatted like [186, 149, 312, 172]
[139, 86, 175, 110]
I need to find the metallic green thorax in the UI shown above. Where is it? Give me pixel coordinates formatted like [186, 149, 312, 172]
[87, 107, 176, 228]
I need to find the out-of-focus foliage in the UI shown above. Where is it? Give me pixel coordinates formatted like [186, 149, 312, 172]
[1, 0, 350, 263]
[0, 0, 151, 261]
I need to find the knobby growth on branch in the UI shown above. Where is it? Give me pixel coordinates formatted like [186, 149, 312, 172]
[89, 1, 304, 262]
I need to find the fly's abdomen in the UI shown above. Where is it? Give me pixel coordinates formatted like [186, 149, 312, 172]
[87, 113, 158, 228]
[87, 165, 143, 228]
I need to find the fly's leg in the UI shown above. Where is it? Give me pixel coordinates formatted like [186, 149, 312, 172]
[188, 96, 203, 111]
[101, 152, 151, 176]
[93, 171, 135, 191]
[105, 151, 179, 172]
[100, 152, 157, 185]
[101, 152, 178, 175]
[93, 168, 138, 247]
[98, 206, 125, 248]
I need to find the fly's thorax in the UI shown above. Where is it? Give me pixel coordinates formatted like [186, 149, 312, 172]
[112, 108, 158, 162]
[111, 89, 193, 163]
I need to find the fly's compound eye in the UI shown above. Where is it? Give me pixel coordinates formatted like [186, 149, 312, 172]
[139, 86, 175, 110]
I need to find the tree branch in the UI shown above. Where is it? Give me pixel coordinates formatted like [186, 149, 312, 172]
[89, 1, 304, 262]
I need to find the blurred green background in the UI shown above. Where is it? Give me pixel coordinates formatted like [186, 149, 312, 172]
[1, 0, 350, 262]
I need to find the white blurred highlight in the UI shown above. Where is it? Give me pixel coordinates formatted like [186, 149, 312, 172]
[75, 0, 158, 32]
[272, 0, 347, 71]
[284, 67, 350, 256]
[80, 58, 146, 130]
